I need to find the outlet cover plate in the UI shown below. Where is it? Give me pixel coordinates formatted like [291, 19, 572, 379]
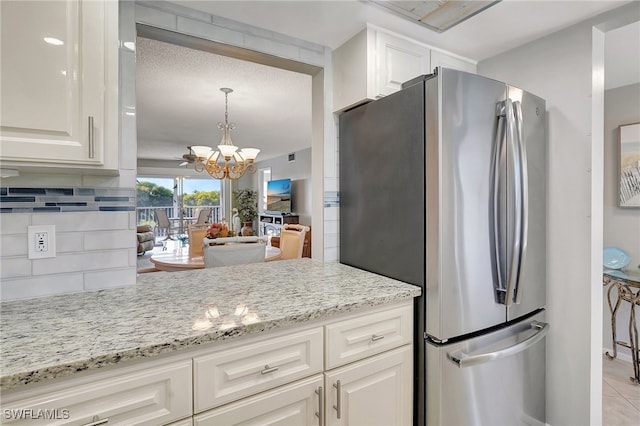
[27, 225, 56, 259]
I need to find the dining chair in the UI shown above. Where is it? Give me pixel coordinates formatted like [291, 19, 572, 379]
[188, 225, 209, 258]
[194, 208, 210, 225]
[155, 210, 178, 241]
[278, 224, 310, 260]
[203, 242, 266, 267]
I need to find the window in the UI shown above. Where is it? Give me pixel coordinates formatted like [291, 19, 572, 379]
[136, 176, 223, 225]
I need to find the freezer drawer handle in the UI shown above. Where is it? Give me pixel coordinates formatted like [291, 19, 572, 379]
[446, 321, 548, 368]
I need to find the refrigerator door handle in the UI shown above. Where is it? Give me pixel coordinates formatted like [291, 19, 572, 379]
[504, 99, 522, 306]
[491, 104, 507, 301]
[512, 100, 528, 304]
[446, 320, 548, 368]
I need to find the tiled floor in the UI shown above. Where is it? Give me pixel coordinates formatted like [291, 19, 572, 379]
[603, 356, 640, 425]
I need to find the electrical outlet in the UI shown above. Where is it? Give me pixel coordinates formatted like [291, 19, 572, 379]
[35, 232, 48, 252]
[28, 225, 56, 259]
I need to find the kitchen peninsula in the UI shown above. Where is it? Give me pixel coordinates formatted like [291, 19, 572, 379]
[0, 259, 420, 425]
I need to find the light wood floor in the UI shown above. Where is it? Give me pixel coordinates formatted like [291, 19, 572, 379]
[603, 356, 640, 425]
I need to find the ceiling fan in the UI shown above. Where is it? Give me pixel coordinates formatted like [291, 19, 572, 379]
[178, 146, 197, 167]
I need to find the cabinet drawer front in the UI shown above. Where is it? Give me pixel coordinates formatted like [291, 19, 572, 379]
[1, 360, 192, 425]
[194, 327, 323, 413]
[193, 375, 323, 426]
[326, 304, 412, 369]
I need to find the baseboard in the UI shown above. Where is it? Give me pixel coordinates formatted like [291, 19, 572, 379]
[602, 347, 633, 364]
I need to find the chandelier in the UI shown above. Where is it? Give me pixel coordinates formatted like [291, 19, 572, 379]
[191, 88, 260, 180]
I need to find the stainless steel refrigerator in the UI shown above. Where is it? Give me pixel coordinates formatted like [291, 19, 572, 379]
[339, 67, 548, 426]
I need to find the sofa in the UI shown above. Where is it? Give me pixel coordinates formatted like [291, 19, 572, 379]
[137, 225, 155, 254]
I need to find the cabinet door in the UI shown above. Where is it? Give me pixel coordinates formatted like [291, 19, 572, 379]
[325, 346, 413, 426]
[194, 375, 323, 426]
[0, 0, 115, 166]
[375, 30, 430, 98]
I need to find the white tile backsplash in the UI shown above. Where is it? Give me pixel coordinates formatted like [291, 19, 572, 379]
[32, 250, 130, 276]
[56, 233, 85, 253]
[0, 234, 27, 257]
[324, 247, 339, 263]
[324, 220, 339, 234]
[0, 258, 31, 279]
[1, 214, 30, 235]
[84, 230, 135, 251]
[1, 273, 85, 300]
[31, 212, 131, 232]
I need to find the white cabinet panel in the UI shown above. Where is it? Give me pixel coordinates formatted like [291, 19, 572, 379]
[1, 360, 193, 425]
[325, 303, 412, 369]
[333, 25, 430, 112]
[376, 30, 431, 97]
[193, 375, 323, 426]
[167, 419, 193, 426]
[430, 50, 477, 74]
[0, 0, 118, 169]
[324, 346, 413, 426]
[194, 327, 323, 413]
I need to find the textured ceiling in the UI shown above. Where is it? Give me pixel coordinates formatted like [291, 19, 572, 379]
[137, 1, 638, 165]
[136, 37, 312, 163]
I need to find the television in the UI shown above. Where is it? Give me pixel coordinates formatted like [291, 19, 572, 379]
[266, 178, 292, 214]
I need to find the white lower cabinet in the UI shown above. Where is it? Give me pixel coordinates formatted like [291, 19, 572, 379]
[324, 346, 413, 426]
[192, 303, 414, 426]
[193, 375, 324, 426]
[1, 302, 414, 426]
[194, 346, 413, 426]
[1, 360, 192, 425]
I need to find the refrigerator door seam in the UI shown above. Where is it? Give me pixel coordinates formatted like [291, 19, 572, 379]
[513, 100, 529, 304]
[504, 99, 523, 306]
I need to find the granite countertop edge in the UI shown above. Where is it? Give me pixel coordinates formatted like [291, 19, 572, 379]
[0, 260, 421, 392]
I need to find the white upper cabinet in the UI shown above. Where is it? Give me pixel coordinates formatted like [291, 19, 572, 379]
[375, 30, 431, 98]
[430, 49, 477, 74]
[332, 25, 478, 112]
[0, 0, 118, 171]
[333, 25, 430, 112]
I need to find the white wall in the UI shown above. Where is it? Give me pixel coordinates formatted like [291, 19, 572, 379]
[478, 3, 639, 424]
[602, 82, 640, 359]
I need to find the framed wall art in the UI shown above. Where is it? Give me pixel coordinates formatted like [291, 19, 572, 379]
[619, 122, 640, 207]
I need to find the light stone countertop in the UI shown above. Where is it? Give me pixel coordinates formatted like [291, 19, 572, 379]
[0, 259, 421, 391]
